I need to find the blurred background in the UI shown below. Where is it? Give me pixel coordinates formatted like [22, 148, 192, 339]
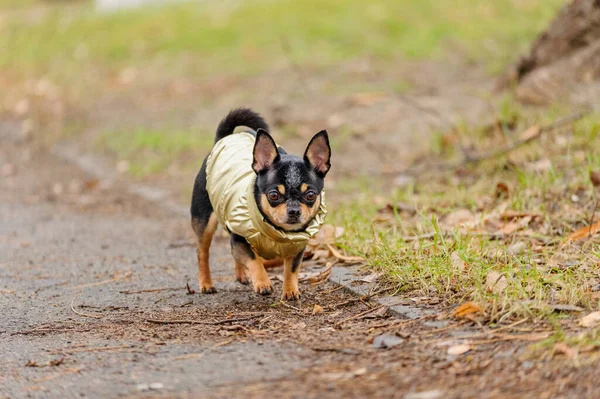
[0, 0, 594, 203]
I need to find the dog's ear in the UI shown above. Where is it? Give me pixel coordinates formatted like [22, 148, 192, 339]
[304, 130, 331, 177]
[252, 129, 280, 173]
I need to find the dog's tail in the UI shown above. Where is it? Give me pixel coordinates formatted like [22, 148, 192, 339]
[215, 108, 270, 143]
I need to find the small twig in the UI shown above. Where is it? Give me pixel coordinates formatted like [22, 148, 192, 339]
[71, 271, 133, 290]
[167, 241, 195, 248]
[586, 197, 600, 241]
[70, 297, 103, 319]
[143, 314, 264, 326]
[325, 287, 391, 310]
[278, 300, 303, 313]
[400, 232, 437, 242]
[52, 345, 134, 355]
[335, 305, 386, 326]
[186, 281, 196, 295]
[12, 327, 92, 336]
[321, 285, 346, 295]
[119, 287, 181, 295]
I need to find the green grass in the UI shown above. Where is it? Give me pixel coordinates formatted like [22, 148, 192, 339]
[331, 113, 600, 323]
[0, 0, 566, 80]
[99, 127, 213, 177]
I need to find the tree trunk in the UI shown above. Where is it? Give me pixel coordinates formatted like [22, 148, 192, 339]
[502, 0, 600, 104]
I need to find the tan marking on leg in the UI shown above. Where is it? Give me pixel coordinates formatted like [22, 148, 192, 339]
[300, 183, 308, 193]
[281, 257, 300, 301]
[277, 184, 286, 195]
[235, 260, 250, 285]
[195, 214, 218, 294]
[247, 258, 273, 295]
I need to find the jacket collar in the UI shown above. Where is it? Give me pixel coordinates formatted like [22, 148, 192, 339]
[246, 178, 327, 244]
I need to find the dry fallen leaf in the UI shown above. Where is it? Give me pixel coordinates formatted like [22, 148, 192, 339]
[313, 304, 324, 314]
[454, 302, 484, 318]
[360, 272, 382, 283]
[378, 202, 417, 216]
[326, 244, 364, 264]
[495, 182, 510, 198]
[486, 271, 508, 294]
[444, 209, 474, 227]
[347, 92, 387, 106]
[590, 171, 600, 187]
[498, 216, 533, 235]
[567, 220, 600, 241]
[529, 159, 552, 173]
[579, 311, 600, 327]
[519, 125, 541, 141]
[450, 251, 467, 273]
[447, 344, 472, 355]
[554, 343, 577, 360]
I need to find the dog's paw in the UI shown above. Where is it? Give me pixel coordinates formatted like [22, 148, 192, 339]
[236, 275, 250, 285]
[200, 284, 217, 294]
[281, 289, 301, 301]
[235, 267, 250, 285]
[253, 282, 273, 296]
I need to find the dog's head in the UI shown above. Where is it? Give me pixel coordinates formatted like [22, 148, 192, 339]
[252, 129, 331, 232]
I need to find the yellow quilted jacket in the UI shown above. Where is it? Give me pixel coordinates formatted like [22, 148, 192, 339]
[205, 132, 327, 260]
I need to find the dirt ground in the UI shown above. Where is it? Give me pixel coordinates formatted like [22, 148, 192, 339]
[2, 109, 600, 399]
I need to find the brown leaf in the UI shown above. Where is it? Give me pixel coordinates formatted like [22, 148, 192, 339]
[360, 272, 382, 283]
[308, 263, 333, 285]
[444, 209, 474, 227]
[447, 344, 472, 355]
[486, 271, 508, 294]
[454, 302, 484, 318]
[554, 343, 577, 359]
[307, 224, 344, 252]
[450, 251, 467, 272]
[498, 215, 533, 235]
[591, 171, 600, 187]
[326, 244, 364, 264]
[528, 159, 552, 173]
[519, 125, 541, 141]
[566, 220, 600, 241]
[579, 311, 600, 327]
[495, 182, 510, 198]
[378, 202, 417, 216]
[347, 92, 387, 107]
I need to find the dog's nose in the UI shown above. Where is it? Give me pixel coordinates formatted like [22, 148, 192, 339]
[287, 208, 301, 218]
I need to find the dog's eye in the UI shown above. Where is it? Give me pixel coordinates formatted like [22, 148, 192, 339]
[268, 191, 281, 202]
[305, 191, 317, 202]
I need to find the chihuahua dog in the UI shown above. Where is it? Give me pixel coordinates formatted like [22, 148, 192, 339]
[191, 108, 331, 300]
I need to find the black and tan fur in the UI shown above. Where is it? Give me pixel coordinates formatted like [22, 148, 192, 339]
[190, 108, 331, 300]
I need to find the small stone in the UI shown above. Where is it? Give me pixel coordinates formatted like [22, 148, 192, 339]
[149, 383, 164, 390]
[508, 242, 526, 255]
[136, 383, 150, 392]
[52, 183, 64, 196]
[372, 333, 404, 349]
[393, 174, 415, 188]
[116, 160, 130, 173]
[571, 194, 580, 203]
[1, 164, 16, 177]
[14, 99, 29, 116]
[404, 390, 444, 399]
[521, 360, 534, 370]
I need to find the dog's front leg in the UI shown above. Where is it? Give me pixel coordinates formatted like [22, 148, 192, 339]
[230, 234, 273, 295]
[281, 250, 305, 301]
